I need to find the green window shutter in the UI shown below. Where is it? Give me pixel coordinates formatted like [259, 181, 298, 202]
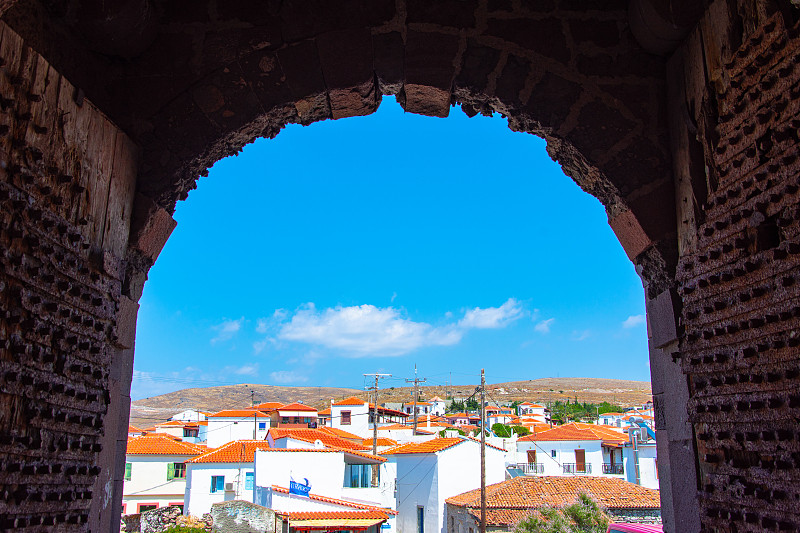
[167, 462, 175, 481]
[124, 463, 132, 481]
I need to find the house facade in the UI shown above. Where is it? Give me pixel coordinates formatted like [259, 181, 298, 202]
[206, 409, 271, 448]
[515, 423, 628, 477]
[123, 434, 205, 514]
[384, 438, 506, 533]
[183, 440, 272, 517]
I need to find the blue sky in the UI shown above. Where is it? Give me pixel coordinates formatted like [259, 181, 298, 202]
[131, 97, 649, 400]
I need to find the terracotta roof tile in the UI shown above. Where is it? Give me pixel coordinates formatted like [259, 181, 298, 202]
[254, 447, 386, 462]
[446, 476, 660, 526]
[278, 402, 318, 412]
[209, 409, 270, 418]
[128, 425, 143, 433]
[289, 511, 389, 520]
[518, 422, 627, 443]
[333, 397, 368, 406]
[382, 438, 463, 455]
[269, 428, 370, 451]
[126, 434, 206, 456]
[248, 402, 284, 411]
[361, 438, 398, 447]
[318, 408, 331, 416]
[188, 440, 271, 463]
[271, 486, 397, 514]
[320, 427, 363, 440]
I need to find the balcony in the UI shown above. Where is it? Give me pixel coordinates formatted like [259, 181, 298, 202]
[562, 463, 592, 474]
[516, 463, 545, 475]
[602, 463, 624, 475]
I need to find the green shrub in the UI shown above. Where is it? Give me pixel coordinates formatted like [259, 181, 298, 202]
[514, 493, 609, 533]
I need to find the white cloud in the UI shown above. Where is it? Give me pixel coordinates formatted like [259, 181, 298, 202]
[233, 363, 260, 376]
[391, 292, 397, 303]
[256, 309, 287, 334]
[458, 298, 524, 329]
[270, 370, 309, 384]
[572, 330, 591, 341]
[278, 303, 462, 356]
[211, 317, 244, 344]
[622, 314, 646, 329]
[534, 318, 555, 334]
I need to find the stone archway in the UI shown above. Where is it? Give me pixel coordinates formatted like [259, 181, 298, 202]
[1, 0, 800, 531]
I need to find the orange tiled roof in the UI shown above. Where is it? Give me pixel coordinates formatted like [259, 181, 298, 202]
[256, 446, 386, 462]
[333, 397, 368, 406]
[156, 420, 192, 427]
[404, 401, 432, 406]
[320, 427, 363, 440]
[248, 402, 284, 411]
[269, 428, 370, 451]
[188, 440, 271, 463]
[126, 434, 206, 455]
[208, 409, 270, 418]
[518, 422, 627, 444]
[377, 423, 415, 431]
[128, 425, 143, 433]
[382, 438, 463, 455]
[289, 511, 389, 520]
[446, 476, 660, 526]
[271, 486, 397, 514]
[318, 408, 332, 416]
[361, 437, 398, 447]
[278, 402, 318, 412]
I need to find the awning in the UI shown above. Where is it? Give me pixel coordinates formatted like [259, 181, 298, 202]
[290, 518, 386, 530]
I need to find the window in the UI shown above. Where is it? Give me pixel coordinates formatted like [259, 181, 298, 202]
[551, 450, 556, 458]
[245, 472, 254, 490]
[124, 462, 132, 481]
[211, 475, 225, 493]
[183, 427, 199, 437]
[137, 503, 158, 513]
[341, 410, 351, 425]
[345, 464, 379, 488]
[417, 506, 425, 533]
[258, 422, 267, 430]
[168, 462, 186, 480]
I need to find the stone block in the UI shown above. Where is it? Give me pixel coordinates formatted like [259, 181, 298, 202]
[277, 39, 328, 102]
[212, 500, 279, 532]
[455, 40, 502, 93]
[523, 71, 581, 128]
[240, 49, 294, 112]
[404, 30, 460, 117]
[113, 297, 139, 350]
[316, 28, 378, 118]
[406, 0, 478, 28]
[373, 31, 404, 93]
[609, 208, 652, 260]
[129, 193, 177, 264]
[486, 17, 569, 63]
[646, 288, 680, 349]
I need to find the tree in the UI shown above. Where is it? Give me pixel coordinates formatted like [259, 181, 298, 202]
[512, 425, 530, 436]
[448, 399, 465, 413]
[465, 397, 479, 410]
[514, 493, 610, 533]
[492, 423, 512, 437]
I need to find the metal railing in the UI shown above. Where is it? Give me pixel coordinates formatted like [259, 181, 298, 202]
[602, 463, 624, 475]
[562, 463, 592, 474]
[516, 463, 545, 475]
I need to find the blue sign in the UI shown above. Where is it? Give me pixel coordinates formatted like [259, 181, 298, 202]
[381, 524, 391, 530]
[289, 477, 311, 497]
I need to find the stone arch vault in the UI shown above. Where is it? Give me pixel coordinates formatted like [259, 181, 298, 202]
[0, 0, 799, 531]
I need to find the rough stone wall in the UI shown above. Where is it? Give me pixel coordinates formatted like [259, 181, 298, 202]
[670, 1, 800, 531]
[606, 507, 661, 524]
[211, 500, 280, 533]
[0, 21, 141, 532]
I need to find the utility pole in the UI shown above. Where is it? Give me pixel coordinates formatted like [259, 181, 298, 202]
[480, 369, 487, 533]
[251, 389, 257, 439]
[364, 373, 392, 455]
[405, 364, 426, 435]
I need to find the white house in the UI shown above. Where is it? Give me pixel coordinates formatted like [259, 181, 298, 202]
[272, 402, 319, 429]
[266, 427, 372, 453]
[515, 423, 628, 478]
[402, 401, 433, 417]
[169, 409, 209, 423]
[598, 412, 624, 427]
[152, 420, 207, 444]
[330, 397, 409, 438]
[253, 447, 397, 532]
[622, 428, 659, 490]
[183, 440, 272, 517]
[206, 409, 270, 448]
[383, 437, 506, 533]
[428, 396, 447, 417]
[516, 402, 547, 424]
[123, 434, 205, 514]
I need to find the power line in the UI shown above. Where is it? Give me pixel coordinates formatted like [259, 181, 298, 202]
[405, 364, 426, 435]
[364, 373, 392, 456]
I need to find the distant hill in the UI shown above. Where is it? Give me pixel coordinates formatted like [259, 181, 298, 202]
[129, 378, 652, 428]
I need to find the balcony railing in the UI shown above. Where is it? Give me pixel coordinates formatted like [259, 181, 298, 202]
[516, 463, 545, 475]
[562, 463, 592, 474]
[602, 463, 624, 475]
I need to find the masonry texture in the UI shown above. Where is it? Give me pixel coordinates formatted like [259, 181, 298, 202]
[0, 0, 799, 532]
